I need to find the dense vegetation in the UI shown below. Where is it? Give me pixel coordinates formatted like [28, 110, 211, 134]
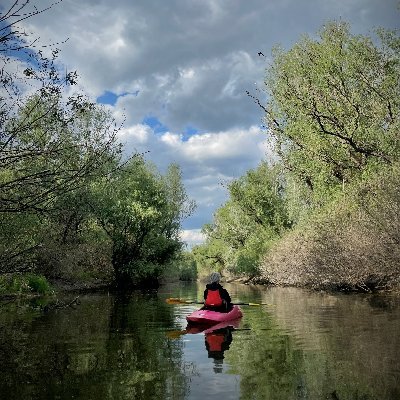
[194, 22, 400, 291]
[193, 162, 290, 279]
[0, 2, 194, 292]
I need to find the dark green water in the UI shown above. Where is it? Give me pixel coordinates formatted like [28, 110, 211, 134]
[1, 282, 399, 400]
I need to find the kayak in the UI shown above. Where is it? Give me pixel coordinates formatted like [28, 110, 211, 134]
[186, 305, 243, 324]
[185, 318, 242, 334]
[166, 317, 241, 340]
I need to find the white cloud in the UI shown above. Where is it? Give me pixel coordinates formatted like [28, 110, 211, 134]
[116, 124, 269, 230]
[180, 229, 206, 248]
[119, 124, 150, 144]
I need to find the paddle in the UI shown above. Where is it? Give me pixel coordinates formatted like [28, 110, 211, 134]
[166, 298, 274, 306]
[166, 298, 203, 305]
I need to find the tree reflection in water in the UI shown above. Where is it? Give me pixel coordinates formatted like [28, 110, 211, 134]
[1, 283, 400, 400]
[0, 293, 189, 400]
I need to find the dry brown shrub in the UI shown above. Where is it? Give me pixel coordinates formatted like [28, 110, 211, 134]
[260, 165, 400, 291]
[36, 240, 113, 285]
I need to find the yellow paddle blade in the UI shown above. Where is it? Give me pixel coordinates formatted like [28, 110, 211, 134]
[166, 330, 187, 339]
[166, 298, 195, 304]
[166, 298, 274, 306]
[235, 302, 275, 306]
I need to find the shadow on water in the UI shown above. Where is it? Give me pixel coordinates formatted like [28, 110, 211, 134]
[0, 282, 400, 400]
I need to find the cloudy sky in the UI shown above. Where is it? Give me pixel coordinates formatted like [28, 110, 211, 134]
[4, 0, 399, 246]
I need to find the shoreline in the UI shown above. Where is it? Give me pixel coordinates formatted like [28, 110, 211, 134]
[1, 274, 399, 301]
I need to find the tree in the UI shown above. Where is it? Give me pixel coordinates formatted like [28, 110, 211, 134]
[194, 162, 289, 277]
[262, 22, 400, 203]
[253, 22, 400, 290]
[1, 94, 121, 213]
[0, 1, 123, 272]
[229, 162, 290, 233]
[90, 157, 194, 288]
[1, 1, 122, 214]
[1, 2, 198, 287]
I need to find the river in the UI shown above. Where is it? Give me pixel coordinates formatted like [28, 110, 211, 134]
[0, 282, 399, 399]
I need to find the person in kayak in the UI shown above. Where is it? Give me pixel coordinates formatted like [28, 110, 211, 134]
[203, 272, 233, 312]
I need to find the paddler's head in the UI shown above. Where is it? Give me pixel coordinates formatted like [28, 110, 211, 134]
[209, 272, 221, 284]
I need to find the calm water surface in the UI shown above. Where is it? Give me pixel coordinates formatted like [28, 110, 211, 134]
[1, 282, 399, 400]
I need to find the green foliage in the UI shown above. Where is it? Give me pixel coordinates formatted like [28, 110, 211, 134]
[0, 1, 195, 290]
[90, 157, 194, 287]
[0, 213, 40, 271]
[194, 162, 290, 278]
[1, 94, 121, 214]
[261, 163, 400, 291]
[0, 274, 53, 295]
[26, 274, 52, 295]
[0, 93, 193, 287]
[195, 22, 400, 288]
[0, 94, 122, 281]
[253, 22, 400, 289]
[229, 162, 291, 232]
[176, 252, 198, 281]
[265, 21, 400, 207]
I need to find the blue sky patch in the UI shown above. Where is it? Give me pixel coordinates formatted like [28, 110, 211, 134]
[96, 91, 119, 106]
[142, 116, 169, 134]
[182, 126, 199, 141]
[97, 90, 138, 106]
[184, 126, 199, 136]
[1, 21, 44, 69]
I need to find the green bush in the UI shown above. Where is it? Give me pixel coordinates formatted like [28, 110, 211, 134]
[0, 274, 53, 296]
[27, 274, 52, 295]
[178, 262, 197, 281]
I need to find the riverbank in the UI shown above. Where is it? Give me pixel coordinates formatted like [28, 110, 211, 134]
[256, 216, 400, 293]
[1, 263, 398, 301]
[0, 273, 112, 300]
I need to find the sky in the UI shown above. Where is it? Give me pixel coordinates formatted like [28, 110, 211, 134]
[3, 0, 399, 247]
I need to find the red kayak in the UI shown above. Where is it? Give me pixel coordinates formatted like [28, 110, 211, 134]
[185, 318, 242, 334]
[186, 305, 243, 324]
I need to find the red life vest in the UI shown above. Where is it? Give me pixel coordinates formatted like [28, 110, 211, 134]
[205, 289, 223, 307]
[206, 333, 225, 352]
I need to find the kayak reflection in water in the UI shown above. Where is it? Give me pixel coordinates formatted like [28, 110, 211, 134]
[205, 326, 234, 373]
[202, 272, 233, 313]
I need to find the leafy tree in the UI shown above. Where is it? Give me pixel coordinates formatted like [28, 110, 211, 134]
[170, 251, 198, 281]
[90, 158, 193, 288]
[1, 1, 123, 215]
[1, 94, 121, 213]
[262, 22, 399, 204]
[161, 163, 196, 244]
[1, 2, 194, 288]
[0, 94, 121, 272]
[194, 162, 289, 278]
[229, 162, 291, 233]
[253, 22, 400, 289]
[0, 1, 125, 275]
[192, 231, 227, 276]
